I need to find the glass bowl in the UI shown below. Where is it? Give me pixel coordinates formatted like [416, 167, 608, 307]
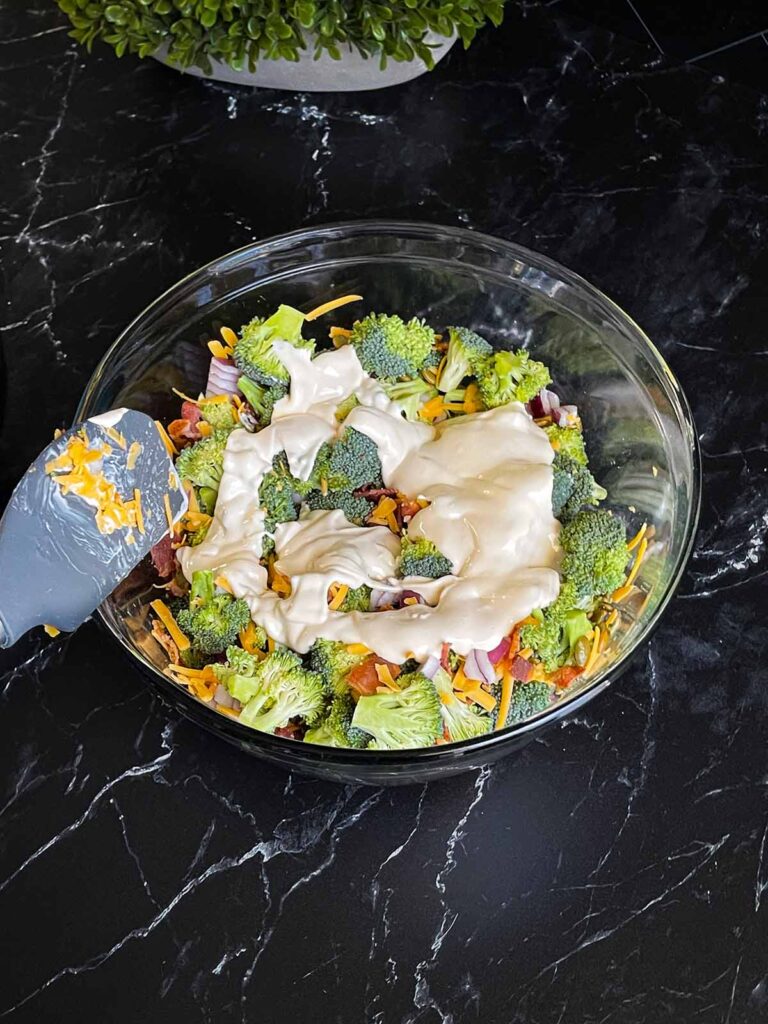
[76, 222, 700, 785]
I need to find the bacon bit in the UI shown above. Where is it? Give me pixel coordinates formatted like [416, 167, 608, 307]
[155, 419, 179, 456]
[150, 535, 176, 578]
[239, 620, 265, 656]
[168, 419, 200, 446]
[328, 583, 349, 611]
[510, 655, 533, 682]
[551, 665, 583, 690]
[440, 643, 451, 671]
[398, 499, 422, 521]
[181, 401, 203, 424]
[43, 624, 60, 638]
[220, 326, 238, 348]
[208, 339, 232, 360]
[275, 722, 302, 739]
[151, 618, 180, 664]
[354, 486, 397, 501]
[496, 665, 513, 730]
[305, 294, 363, 321]
[150, 599, 190, 652]
[348, 655, 400, 697]
[126, 441, 142, 471]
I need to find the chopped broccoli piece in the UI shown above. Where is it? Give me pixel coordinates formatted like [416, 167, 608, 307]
[384, 377, 438, 421]
[175, 570, 250, 657]
[507, 681, 552, 723]
[339, 584, 371, 612]
[517, 581, 592, 672]
[237, 375, 287, 427]
[551, 452, 606, 521]
[304, 691, 369, 748]
[212, 645, 265, 704]
[233, 304, 314, 387]
[238, 651, 327, 733]
[335, 394, 360, 422]
[349, 312, 434, 380]
[545, 424, 588, 465]
[476, 349, 552, 408]
[259, 451, 312, 533]
[174, 429, 230, 507]
[309, 638, 366, 695]
[423, 348, 443, 370]
[560, 509, 629, 600]
[432, 667, 492, 742]
[399, 536, 453, 579]
[313, 427, 382, 492]
[437, 326, 493, 393]
[199, 399, 237, 432]
[351, 671, 443, 749]
[304, 489, 374, 525]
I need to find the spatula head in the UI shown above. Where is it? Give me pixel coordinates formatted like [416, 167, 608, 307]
[0, 409, 187, 646]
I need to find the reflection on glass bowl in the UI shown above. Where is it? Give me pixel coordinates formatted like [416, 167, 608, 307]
[77, 222, 700, 785]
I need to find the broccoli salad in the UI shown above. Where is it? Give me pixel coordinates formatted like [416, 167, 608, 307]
[148, 295, 649, 750]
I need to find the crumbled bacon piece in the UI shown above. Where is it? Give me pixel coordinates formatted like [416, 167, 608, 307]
[150, 535, 177, 578]
[347, 655, 401, 697]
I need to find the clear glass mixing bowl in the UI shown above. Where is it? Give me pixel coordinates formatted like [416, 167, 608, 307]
[76, 222, 700, 785]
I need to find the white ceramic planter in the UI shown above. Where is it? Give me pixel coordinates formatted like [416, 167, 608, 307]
[154, 31, 456, 92]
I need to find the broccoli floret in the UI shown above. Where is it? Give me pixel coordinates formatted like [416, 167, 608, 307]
[384, 377, 438, 421]
[437, 326, 493, 393]
[212, 645, 265, 704]
[239, 653, 327, 733]
[175, 570, 251, 657]
[423, 347, 443, 370]
[335, 394, 360, 422]
[313, 427, 382, 492]
[340, 584, 371, 612]
[507, 681, 552, 724]
[432, 667, 492, 742]
[237, 375, 287, 427]
[551, 452, 606, 521]
[398, 536, 453, 579]
[199, 399, 237, 432]
[349, 312, 434, 380]
[560, 509, 629, 600]
[175, 429, 230, 506]
[518, 580, 593, 671]
[233, 304, 314, 387]
[309, 638, 366, 695]
[304, 691, 369, 748]
[476, 349, 552, 408]
[259, 451, 311, 533]
[351, 671, 443, 749]
[544, 424, 588, 465]
[304, 489, 374, 525]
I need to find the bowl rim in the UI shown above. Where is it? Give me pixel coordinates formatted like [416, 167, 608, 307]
[77, 219, 701, 765]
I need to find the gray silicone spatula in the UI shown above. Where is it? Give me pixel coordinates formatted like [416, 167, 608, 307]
[0, 409, 187, 648]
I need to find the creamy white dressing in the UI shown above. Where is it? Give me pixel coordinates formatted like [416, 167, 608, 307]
[179, 342, 561, 663]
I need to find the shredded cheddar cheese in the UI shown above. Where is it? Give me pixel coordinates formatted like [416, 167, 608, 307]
[126, 441, 142, 471]
[215, 574, 233, 594]
[133, 489, 145, 534]
[328, 584, 349, 611]
[305, 294, 363, 322]
[465, 686, 497, 712]
[627, 522, 648, 552]
[155, 420, 179, 456]
[584, 627, 601, 674]
[105, 425, 127, 449]
[220, 326, 238, 348]
[163, 493, 175, 534]
[346, 643, 370, 656]
[208, 339, 232, 360]
[43, 624, 60, 638]
[374, 663, 400, 690]
[495, 666, 513, 730]
[239, 620, 266, 656]
[150, 599, 190, 651]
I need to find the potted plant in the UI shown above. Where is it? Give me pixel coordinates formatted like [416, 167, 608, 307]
[56, 0, 506, 92]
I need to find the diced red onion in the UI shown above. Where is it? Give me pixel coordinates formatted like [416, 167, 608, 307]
[562, 404, 578, 417]
[549, 407, 564, 427]
[529, 388, 561, 418]
[214, 683, 235, 708]
[206, 356, 241, 397]
[370, 588, 397, 610]
[391, 589, 426, 609]
[421, 654, 441, 680]
[488, 636, 511, 665]
[510, 655, 533, 682]
[464, 648, 496, 686]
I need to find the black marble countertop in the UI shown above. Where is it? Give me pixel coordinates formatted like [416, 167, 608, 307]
[2, 3, 767, 1021]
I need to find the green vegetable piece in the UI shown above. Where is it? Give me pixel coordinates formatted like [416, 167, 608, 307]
[313, 427, 382, 492]
[476, 348, 552, 408]
[175, 570, 250, 657]
[174, 429, 230, 508]
[233, 304, 313, 387]
[304, 489, 374, 525]
[432, 667, 492, 742]
[437, 325, 493, 393]
[349, 312, 434, 380]
[304, 690, 369, 748]
[559, 509, 629, 600]
[237, 375, 287, 427]
[398, 536, 453, 579]
[308, 638, 366, 695]
[351, 671, 443, 750]
[507, 681, 552, 724]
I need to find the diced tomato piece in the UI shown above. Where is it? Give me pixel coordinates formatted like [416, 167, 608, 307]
[551, 666, 583, 690]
